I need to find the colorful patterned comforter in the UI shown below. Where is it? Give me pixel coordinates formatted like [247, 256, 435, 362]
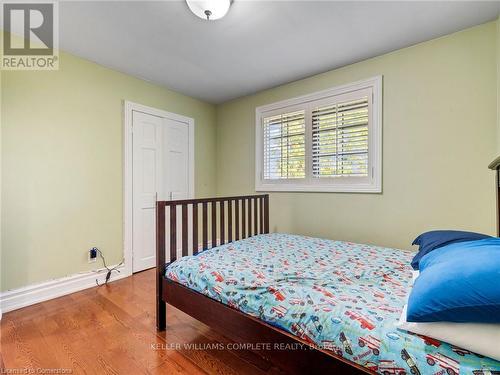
[165, 233, 500, 374]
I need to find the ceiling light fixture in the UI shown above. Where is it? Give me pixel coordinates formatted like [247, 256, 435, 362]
[186, 0, 231, 21]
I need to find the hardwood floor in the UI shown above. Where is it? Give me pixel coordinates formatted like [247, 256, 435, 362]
[1, 269, 287, 375]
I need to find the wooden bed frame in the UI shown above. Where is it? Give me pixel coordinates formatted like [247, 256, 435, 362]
[156, 194, 371, 374]
[488, 156, 500, 236]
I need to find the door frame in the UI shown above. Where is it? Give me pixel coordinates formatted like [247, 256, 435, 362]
[123, 100, 195, 276]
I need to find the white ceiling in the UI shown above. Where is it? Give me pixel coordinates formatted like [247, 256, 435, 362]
[59, 1, 500, 104]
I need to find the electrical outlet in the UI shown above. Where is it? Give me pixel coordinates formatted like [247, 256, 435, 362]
[88, 247, 98, 263]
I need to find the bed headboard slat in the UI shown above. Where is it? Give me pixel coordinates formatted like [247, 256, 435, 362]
[169, 205, 177, 262]
[220, 200, 225, 245]
[488, 158, 500, 236]
[228, 200, 233, 243]
[242, 199, 246, 238]
[247, 198, 252, 237]
[202, 202, 208, 250]
[157, 194, 270, 262]
[156, 194, 270, 327]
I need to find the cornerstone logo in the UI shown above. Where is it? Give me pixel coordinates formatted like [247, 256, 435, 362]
[1, 1, 59, 70]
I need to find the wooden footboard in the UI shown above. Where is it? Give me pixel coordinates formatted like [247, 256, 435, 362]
[156, 194, 269, 330]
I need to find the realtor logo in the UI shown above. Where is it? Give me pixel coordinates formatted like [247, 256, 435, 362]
[1, 2, 59, 70]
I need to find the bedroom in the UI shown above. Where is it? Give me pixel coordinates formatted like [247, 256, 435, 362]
[1, 1, 500, 374]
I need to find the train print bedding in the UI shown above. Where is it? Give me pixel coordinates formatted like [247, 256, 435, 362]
[165, 233, 500, 374]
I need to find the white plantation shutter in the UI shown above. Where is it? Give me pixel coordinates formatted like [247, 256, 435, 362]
[263, 110, 306, 179]
[256, 77, 381, 192]
[312, 96, 369, 178]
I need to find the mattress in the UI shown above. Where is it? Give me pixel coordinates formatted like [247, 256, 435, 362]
[165, 233, 500, 374]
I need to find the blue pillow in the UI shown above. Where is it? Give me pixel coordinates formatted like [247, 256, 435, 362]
[406, 238, 500, 323]
[411, 230, 490, 270]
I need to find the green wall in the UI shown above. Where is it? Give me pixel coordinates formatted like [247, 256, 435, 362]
[216, 22, 498, 250]
[0, 68, 3, 293]
[1, 51, 217, 291]
[497, 17, 500, 151]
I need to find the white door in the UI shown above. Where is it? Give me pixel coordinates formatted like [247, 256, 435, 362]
[163, 119, 190, 201]
[132, 111, 191, 272]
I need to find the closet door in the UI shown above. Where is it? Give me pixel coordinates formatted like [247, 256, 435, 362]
[132, 111, 163, 272]
[132, 111, 191, 272]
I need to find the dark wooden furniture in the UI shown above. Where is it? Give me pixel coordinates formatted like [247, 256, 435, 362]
[156, 194, 370, 374]
[489, 156, 500, 236]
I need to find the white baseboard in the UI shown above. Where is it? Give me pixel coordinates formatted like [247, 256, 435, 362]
[0, 264, 129, 315]
[0, 238, 224, 316]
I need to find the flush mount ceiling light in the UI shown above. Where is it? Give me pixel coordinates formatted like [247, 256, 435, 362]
[186, 0, 231, 21]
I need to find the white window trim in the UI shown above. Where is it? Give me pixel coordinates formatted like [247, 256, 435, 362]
[255, 75, 382, 193]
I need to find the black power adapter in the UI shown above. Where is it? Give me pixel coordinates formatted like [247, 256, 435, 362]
[89, 247, 98, 260]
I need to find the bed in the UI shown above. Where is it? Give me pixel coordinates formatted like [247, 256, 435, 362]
[156, 194, 500, 374]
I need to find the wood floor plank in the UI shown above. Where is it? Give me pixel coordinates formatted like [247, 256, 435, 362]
[5, 316, 58, 369]
[1, 269, 280, 375]
[34, 318, 89, 375]
[1, 319, 36, 369]
[149, 353, 207, 375]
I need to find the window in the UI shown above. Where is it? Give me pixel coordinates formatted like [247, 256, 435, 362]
[311, 94, 369, 178]
[263, 110, 305, 180]
[255, 76, 382, 193]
